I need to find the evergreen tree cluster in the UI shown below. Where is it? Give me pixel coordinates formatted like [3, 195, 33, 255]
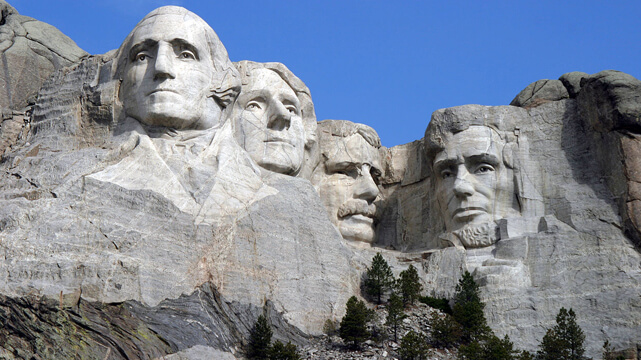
[247, 314, 301, 360]
[337, 253, 595, 360]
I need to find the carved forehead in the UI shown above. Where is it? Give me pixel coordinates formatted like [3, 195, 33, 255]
[322, 134, 381, 169]
[128, 13, 209, 49]
[424, 104, 523, 163]
[242, 68, 297, 100]
[433, 126, 505, 165]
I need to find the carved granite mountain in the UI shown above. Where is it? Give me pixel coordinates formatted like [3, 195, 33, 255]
[1, 3, 641, 359]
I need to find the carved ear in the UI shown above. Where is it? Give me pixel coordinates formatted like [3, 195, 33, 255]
[211, 87, 238, 108]
[211, 68, 241, 108]
[502, 142, 516, 169]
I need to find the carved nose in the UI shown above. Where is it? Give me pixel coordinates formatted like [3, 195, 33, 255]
[355, 165, 379, 202]
[267, 102, 291, 130]
[453, 174, 475, 197]
[153, 44, 176, 80]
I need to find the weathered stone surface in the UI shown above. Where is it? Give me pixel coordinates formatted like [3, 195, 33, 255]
[559, 71, 589, 98]
[510, 79, 569, 108]
[0, 283, 306, 359]
[577, 70, 641, 248]
[0, 0, 86, 111]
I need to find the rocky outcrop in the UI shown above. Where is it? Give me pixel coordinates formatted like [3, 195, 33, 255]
[0, 0, 86, 156]
[510, 79, 569, 108]
[0, 0, 86, 111]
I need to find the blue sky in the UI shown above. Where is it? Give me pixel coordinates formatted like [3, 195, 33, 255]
[10, 0, 641, 147]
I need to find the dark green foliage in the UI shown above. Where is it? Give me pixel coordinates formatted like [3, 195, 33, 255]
[339, 296, 371, 349]
[459, 334, 518, 360]
[386, 292, 406, 342]
[419, 295, 452, 314]
[517, 350, 536, 360]
[602, 340, 626, 360]
[397, 265, 423, 306]
[248, 314, 273, 359]
[428, 312, 462, 349]
[399, 330, 429, 360]
[536, 308, 586, 360]
[268, 340, 300, 360]
[452, 271, 490, 343]
[364, 253, 395, 304]
[458, 339, 483, 360]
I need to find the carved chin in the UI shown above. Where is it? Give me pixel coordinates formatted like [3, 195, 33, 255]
[452, 222, 498, 248]
[256, 147, 303, 175]
[338, 215, 375, 243]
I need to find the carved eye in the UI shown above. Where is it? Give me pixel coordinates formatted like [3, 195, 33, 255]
[475, 165, 495, 174]
[285, 105, 298, 115]
[246, 102, 262, 111]
[441, 170, 453, 179]
[180, 51, 196, 60]
[135, 53, 147, 62]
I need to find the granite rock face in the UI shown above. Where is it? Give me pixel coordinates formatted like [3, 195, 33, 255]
[0, 0, 86, 111]
[0, 0, 86, 156]
[1, 3, 641, 360]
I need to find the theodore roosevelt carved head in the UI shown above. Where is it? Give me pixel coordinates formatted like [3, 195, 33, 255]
[311, 120, 382, 244]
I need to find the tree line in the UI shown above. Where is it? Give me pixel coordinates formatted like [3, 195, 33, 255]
[244, 252, 623, 359]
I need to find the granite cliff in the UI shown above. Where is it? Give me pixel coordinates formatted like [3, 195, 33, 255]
[0, 2, 640, 359]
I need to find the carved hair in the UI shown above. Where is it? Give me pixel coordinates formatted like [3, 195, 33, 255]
[113, 6, 241, 108]
[316, 119, 381, 149]
[424, 105, 518, 164]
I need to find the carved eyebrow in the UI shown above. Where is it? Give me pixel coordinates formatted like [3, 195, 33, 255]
[326, 161, 359, 174]
[280, 93, 300, 108]
[170, 38, 200, 60]
[433, 158, 459, 173]
[466, 153, 500, 166]
[128, 39, 157, 61]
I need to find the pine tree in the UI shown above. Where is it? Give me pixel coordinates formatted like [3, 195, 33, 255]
[268, 340, 301, 360]
[452, 271, 490, 343]
[399, 330, 429, 360]
[364, 253, 395, 304]
[386, 292, 407, 342]
[247, 314, 273, 359]
[602, 340, 625, 360]
[458, 334, 517, 360]
[536, 307, 586, 360]
[397, 264, 423, 306]
[428, 312, 462, 349]
[339, 296, 371, 349]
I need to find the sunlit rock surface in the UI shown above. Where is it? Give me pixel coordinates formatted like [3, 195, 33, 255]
[0, 3, 640, 359]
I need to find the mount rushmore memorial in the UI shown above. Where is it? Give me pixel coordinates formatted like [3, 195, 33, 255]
[0, 2, 640, 359]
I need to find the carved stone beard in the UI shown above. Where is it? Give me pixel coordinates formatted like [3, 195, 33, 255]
[452, 222, 499, 249]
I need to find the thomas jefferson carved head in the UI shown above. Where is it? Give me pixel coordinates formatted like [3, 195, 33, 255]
[425, 105, 533, 248]
[115, 6, 240, 130]
[232, 61, 317, 176]
[311, 120, 382, 244]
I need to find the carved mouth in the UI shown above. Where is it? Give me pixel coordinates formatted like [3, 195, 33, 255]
[453, 207, 486, 218]
[338, 203, 377, 219]
[147, 89, 179, 96]
[341, 213, 375, 225]
[264, 137, 294, 146]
